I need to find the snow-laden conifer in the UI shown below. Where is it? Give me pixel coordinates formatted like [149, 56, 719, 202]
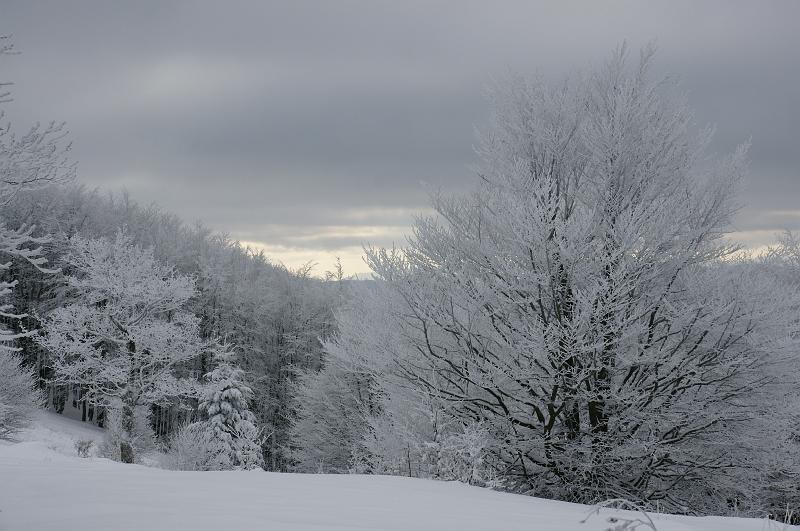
[194, 346, 263, 470]
[166, 345, 263, 470]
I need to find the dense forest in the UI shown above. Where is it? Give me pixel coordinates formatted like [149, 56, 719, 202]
[2, 179, 348, 468]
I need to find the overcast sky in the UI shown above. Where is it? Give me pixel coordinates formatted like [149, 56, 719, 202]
[2, 1, 799, 274]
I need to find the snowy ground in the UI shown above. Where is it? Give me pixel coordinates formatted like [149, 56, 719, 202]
[0, 412, 796, 531]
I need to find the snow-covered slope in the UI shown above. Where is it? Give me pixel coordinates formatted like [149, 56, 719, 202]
[0, 413, 795, 531]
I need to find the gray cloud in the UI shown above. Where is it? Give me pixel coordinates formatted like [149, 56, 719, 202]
[2, 0, 799, 271]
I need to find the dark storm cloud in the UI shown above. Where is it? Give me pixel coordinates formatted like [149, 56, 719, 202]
[2, 0, 799, 270]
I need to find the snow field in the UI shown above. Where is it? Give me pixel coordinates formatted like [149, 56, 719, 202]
[1, 412, 795, 531]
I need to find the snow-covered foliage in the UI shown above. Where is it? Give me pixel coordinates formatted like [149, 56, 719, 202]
[289, 360, 371, 473]
[0, 225, 50, 444]
[293, 282, 501, 484]
[0, 224, 56, 348]
[0, 35, 70, 349]
[0, 350, 43, 439]
[164, 346, 263, 471]
[196, 241, 342, 469]
[0, 179, 344, 465]
[162, 421, 223, 471]
[0, 37, 74, 207]
[0, 36, 73, 438]
[36, 231, 205, 462]
[747, 234, 800, 521]
[99, 403, 157, 463]
[194, 349, 263, 470]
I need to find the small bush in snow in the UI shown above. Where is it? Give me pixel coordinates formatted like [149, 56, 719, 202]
[163, 422, 229, 471]
[74, 439, 95, 458]
[432, 423, 494, 486]
[581, 499, 658, 531]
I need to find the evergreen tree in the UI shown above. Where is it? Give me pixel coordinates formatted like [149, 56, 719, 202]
[197, 348, 263, 470]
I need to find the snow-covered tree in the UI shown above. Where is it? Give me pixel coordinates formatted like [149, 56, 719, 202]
[328, 46, 799, 511]
[0, 349, 43, 439]
[744, 234, 800, 522]
[165, 345, 262, 471]
[297, 281, 498, 482]
[164, 421, 227, 471]
[288, 280, 399, 473]
[0, 224, 54, 347]
[36, 230, 204, 462]
[0, 35, 73, 436]
[0, 39, 74, 206]
[289, 361, 371, 473]
[195, 347, 263, 470]
[0, 34, 72, 349]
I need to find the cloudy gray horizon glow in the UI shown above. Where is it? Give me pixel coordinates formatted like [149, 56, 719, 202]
[2, 1, 799, 274]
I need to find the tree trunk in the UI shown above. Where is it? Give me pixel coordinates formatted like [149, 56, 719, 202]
[120, 339, 137, 464]
[119, 394, 135, 464]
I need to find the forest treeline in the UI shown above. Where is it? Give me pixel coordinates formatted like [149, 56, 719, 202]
[3, 182, 346, 469]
